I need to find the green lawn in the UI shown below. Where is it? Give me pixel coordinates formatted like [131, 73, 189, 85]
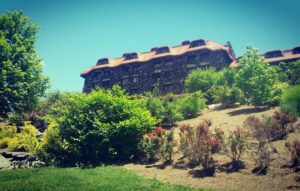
[0, 166, 208, 191]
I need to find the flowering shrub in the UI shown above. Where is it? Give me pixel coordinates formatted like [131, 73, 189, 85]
[141, 126, 166, 163]
[179, 119, 219, 171]
[223, 129, 247, 163]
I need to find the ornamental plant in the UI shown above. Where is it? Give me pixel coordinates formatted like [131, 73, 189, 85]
[223, 129, 247, 163]
[160, 130, 176, 164]
[179, 119, 219, 172]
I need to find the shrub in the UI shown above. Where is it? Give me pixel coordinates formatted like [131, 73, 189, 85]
[0, 137, 11, 149]
[45, 85, 157, 166]
[213, 85, 244, 107]
[286, 140, 300, 171]
[179, 91, 206, 119]
[140, 126, 165, 163]
[244, 116, 272, 175]
[223, 129, 247, 163]
[0, 124, 17, 139]
[160, 130, 176, 164]
[280, 85, 300, 117]
[179, 120, 217, 170]
[185, 68, 220, 93]
[7, 123, 39, 153]
[278, 60, 300, 85]
[7, 113, 24, 126]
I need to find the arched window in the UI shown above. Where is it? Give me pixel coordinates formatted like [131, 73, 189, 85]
[97, 58, 109, 65]
[156, 47, 170, 54]
[190, 39, 206, 48]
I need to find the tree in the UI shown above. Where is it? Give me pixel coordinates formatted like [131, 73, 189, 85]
[185, 68, 220, 93]
[0, 11, 49, 118]
[236, 45, 279, 105]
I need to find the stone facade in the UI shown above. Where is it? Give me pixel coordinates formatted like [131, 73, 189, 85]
[81, 39, 235, 94]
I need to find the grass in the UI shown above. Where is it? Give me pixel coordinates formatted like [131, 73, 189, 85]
[0, 166, 209, 191]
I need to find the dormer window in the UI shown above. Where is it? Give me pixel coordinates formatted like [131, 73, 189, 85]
[190, 39, 206, 48]
[97, 58, 109, 65]
[181, 40, 190, 46]
[151, 47, 157, 52]
[124, 52, 138, 60]
[292, 47, 300, 55]
[264, 50, 283, 58]
[156, 47, 170, 54]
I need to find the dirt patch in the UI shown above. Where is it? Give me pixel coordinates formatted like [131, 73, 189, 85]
[124, 105, 300, 191]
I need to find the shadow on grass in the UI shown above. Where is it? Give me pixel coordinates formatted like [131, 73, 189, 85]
[188, 167, 215, 178]
[218, 160, 245, 173]
[227, 106, 271, 116]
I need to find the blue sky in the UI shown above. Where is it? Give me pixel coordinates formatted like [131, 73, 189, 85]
[1, 0, 299, 92]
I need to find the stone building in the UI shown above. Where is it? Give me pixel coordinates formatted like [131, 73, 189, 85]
[230, 46, 300, 67]
[81, 39, 235, 94]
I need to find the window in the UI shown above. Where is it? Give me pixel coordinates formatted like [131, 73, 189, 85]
[132, 77, 139, 83]
[163, 84, 172, 92]
[164, 71, 172, 77]
[202, 65, 209, 70]
[181, 40, 190, 46]
[165, 60, 174, 66]
[97, 58, 109, 65]
[122, 78, 129, 85]
[153, 73, 160, 79]
[102, 80, 110, 86]
[190, 39, 206, 48]
[292, 47, 300, 54]
[154, 62, 162, 68]
[124, 53, 138, 60]
[122, 67, 129, 73]
[103, 70, 110, 76]
[156, 47, 170, 54]
[133, 65, 140, 72]
[187, 55, 197, 63]
[264, 51, 283, 58]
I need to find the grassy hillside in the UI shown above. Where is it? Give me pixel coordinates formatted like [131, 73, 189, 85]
[0, 166, 210, 191]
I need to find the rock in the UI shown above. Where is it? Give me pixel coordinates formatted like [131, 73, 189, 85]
[11, 152, 32, 160]
[1, 151, 13, 158]
[0, 154, 11, 169]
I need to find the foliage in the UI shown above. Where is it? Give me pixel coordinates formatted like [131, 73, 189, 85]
[140, 126, 166, 163]
[212, 85, 244, 107]
[7, 123, 39, 153]
[0, 166, 203, 191]
[179, 120, 218, 170]
[278, 60, 300, 85]
[0, 137, 11, 149]
[44, 85, 157, 166]
[179, 91, 206, 119]
[223, 129, 247, 162]
[0, 124, 17, 139]
[280, 85, 300, 117]
[160, 130, 176, 163]
[7, 113, 24, 126]
[236, 45, 279, 105]
[0, 11, 49, 118]
[185, 68, 220, 94]
[217, 68, 237, 86]
[244, 116, 272, 174]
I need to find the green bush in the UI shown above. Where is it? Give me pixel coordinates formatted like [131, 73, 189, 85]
[280, 85, 300, 117]
[213, 85, 244, 107]
[278, 60, 300, 85]
[43, 85, 157, 166]
[179, 92, 206, 119]
[0, 124, 17, 139]
[7, 123, 39, 153]
[0, 137, 11, 149]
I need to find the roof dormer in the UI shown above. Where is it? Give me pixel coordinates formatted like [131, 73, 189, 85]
[96, 58, 109, 65]
[190, 39, 206, 48]
[181, 40, 191, 46]
[292, 46, 300, 55]
[124, 52, 138, 60]
[264, 50, 283, 58]
[151, 47, 158, 52]
[156, 46, 170, 54]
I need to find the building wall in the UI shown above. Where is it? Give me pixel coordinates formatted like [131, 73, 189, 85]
[82, 48, 233, 94]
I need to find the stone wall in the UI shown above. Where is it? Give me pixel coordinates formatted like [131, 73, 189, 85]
[82, 49, 233, 95]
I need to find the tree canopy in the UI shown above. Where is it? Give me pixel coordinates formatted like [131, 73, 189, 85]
[0, 11, 49, 118]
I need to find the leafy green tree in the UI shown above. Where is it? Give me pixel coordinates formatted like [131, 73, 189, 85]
[179, 91, 206, 119]
[236, 45, 279, 105]
[0, 11, 49, 118]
